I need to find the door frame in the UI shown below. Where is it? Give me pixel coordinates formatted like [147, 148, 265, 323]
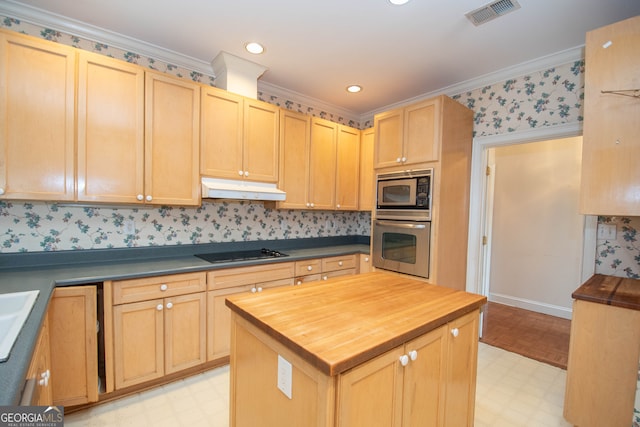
[466, 122, 597, 317]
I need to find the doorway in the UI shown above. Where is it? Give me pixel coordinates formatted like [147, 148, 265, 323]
[466, 123, 597, 319]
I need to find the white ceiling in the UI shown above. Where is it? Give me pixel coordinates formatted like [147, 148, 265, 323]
[4, 0, 640, 116]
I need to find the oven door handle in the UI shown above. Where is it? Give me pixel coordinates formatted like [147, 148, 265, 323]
[374, 220, 428, 229]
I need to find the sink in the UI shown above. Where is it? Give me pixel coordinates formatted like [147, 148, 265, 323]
[0, 290, 39, 362]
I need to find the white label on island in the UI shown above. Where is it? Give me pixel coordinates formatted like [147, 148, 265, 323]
[277, 354, 293, 399]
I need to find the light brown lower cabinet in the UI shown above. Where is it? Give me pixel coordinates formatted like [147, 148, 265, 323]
[23, 315, 52, 406]
[230, 308, 480, 427]
[106, 272, 206, 390]
[564, 299, 640, 427]
[49, 286, 98, 406]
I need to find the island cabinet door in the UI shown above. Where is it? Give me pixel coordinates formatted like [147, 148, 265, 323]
[337, 346, 405, 427]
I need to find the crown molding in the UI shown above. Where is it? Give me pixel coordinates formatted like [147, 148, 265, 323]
[1, 0, 585, 126]
[362, 45, 585, 119]
[0, 0, 215, 76]
[258, 80, 362, 125]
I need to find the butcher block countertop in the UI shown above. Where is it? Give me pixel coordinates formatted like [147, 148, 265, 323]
[225, 271, 486, 376]
[572, 274, 640, 311]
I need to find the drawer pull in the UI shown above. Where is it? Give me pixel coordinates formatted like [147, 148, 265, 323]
[338, 261, 343, 266]
[156, 304, 163, 311]
[166, 302, 173, 309]
[408, 350, 418, 361]
[451, 328, 459, 338]
[160, 284, 168, 291]
[307, 265, 313, 271]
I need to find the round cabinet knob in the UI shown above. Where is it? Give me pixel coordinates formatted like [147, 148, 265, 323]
[166, 302, 173, 309]
[160, 284, 168, 291]
[251, 287, 257, 293]
[322, 275, 328, 281]
[399, 354, 409, 367]
[408, 350, 418, 361]
[401, 157, 407, 163]
[310, 203, 315, 208]
[396, 157, 402, 163]
[336, 204, 341, 209]
[306, 202, 311, 207]
[338, 261, 343, 267]
[137, 194, 144, 201]
[238, 170, 244, 176]
[244, 171, 249, 177]
[296, 280, 302, 285]
[256, 287, 263, 292]
[451, 328, 459, 338]
[307, 265, 313, 271]
[156, 304, 163, 311]
[364, 257, 370, 262]
[0, 188, 5, 196]
[146, 195, 152, 202]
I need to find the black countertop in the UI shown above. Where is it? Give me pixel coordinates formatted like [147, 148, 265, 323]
[0, 236, 369, 405]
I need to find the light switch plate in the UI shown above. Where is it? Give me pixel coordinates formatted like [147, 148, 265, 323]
[597, 223, 616, 240]
[277, 354, 292, 399]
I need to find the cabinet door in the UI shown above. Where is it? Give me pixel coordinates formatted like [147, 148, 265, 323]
[402, 326, 447, 427]
[113, 299, 164, 389]
[441, 309, 479, 427]
[336, 125, 360, 210]
[200, 86, 243, 179]
[77, 51, 145, 203]
[580, 16, 640, 215]
[358, 253, 372, 274]
[0, 31, 75, 201]
[337, 346, 404, 427]
[374, 108, 403, 169]
[26, 315, 52, 406]
[405, 98, 439, 165]
[164, 292, 206, 374]
[309, 118, 337, 209]
[145, 72, 200, 205]
[49, 286, 98, 406]
[244, 99, 279, 182]
[278, 109, 311, 209]
[359, 128, 375, 210]
[207, 285, 253, 361]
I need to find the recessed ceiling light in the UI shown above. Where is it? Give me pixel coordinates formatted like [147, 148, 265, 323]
[389, 0, 410, 4]
[346, 85, 362, 93]
[245, 42, 265, 54]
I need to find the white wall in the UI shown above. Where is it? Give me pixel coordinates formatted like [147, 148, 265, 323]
[487, 137, 584, 318]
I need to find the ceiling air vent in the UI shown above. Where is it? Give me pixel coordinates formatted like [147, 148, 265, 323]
[466, 0, 521, 26]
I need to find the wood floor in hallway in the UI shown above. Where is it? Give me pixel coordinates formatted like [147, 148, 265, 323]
[480, 301, 571, 369]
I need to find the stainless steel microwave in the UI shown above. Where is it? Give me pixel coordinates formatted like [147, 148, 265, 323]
[376, 169, 432, 221]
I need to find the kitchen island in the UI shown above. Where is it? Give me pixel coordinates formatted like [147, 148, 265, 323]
[226, 271, 486, 427]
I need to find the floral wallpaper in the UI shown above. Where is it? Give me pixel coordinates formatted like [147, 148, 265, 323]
[0, 14, 638, 279]
[0, 200, 370, 252]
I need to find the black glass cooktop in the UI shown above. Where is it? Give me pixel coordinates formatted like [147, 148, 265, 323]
[195, 248, 288, 264]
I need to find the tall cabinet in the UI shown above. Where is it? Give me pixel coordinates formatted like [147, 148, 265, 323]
[579, 15, 640, 216]
[373, 95, 473, 291]
[0, 30, 76, 201]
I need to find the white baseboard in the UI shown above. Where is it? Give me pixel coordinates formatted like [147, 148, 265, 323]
[489, 293, 573, 320]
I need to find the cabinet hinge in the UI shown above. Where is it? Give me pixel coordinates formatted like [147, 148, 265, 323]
[482, 236, 488, 245]
[485, 166, 491, 176]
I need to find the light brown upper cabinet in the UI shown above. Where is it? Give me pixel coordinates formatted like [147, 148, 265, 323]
[374, 98, 439, 169]
[144, 71, 200, 206]
[201, 86, 279, 183]
[277, 109, 311, 209]
[359, 127, 375, 210]
[78, 52, 200, 205]
[0, 30, 76, 201]
[580, 15, 640, 216]
[335, 125, 361, 210]
[308, 117, 338, 209]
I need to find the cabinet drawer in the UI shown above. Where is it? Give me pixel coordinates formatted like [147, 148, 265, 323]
[113, 272, 206, 305]
[295, 259, 322, 276]
[322, 269, 356, 281]
[207, 262, 295, 290]
[294, 274, 322, 286]
[322, 255, 357, 272]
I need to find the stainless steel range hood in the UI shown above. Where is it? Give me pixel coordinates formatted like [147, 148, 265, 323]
[201, 177, 286, 201]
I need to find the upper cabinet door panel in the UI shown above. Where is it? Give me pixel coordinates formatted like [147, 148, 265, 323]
[145, 72, 200, 206]
[374, 109, 403, 169]
[405, 98, 439, 164]
[335, 125, 360, 210]
[0, 31, 76, 200]
[243, 99, 279, 182]
[278, 109, 311, 209]
[77, 51, 145, 203]
[309, 118, 337, 209]
[200, 87, 243, 179]
[580, 16, 640, 216]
